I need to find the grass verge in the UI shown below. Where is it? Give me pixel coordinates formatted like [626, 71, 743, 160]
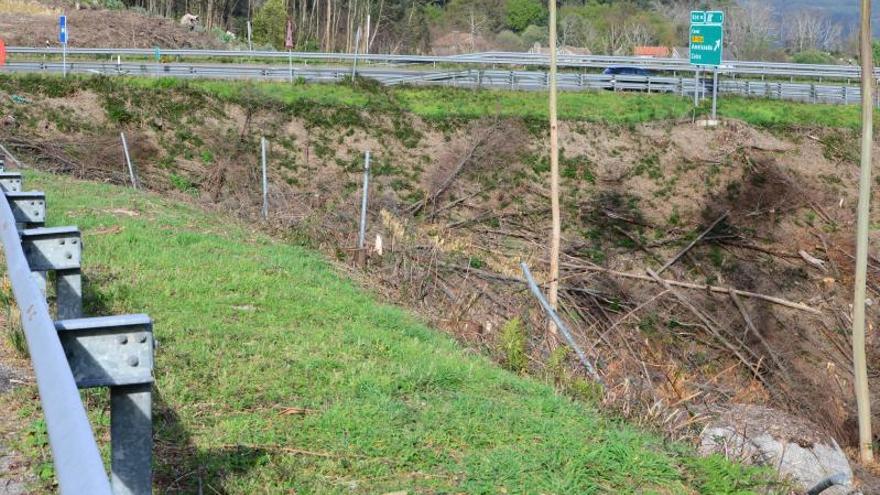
[0, 73, 869, 129]
[2, 170, 777, 493]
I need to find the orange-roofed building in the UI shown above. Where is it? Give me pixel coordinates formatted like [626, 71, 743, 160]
[634, 46, 670, 58]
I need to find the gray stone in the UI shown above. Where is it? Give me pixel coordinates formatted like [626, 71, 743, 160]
[699, 404, 854, 495]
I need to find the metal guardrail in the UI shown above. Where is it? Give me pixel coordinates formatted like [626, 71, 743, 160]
[1, 61, 872, 106]
[6, 47, 877, 81]
[0, 147, 155, 494]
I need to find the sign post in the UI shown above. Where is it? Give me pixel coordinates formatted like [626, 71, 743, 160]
[285, 19, 294, 83]
[689, 10, 724, 119]
[58, 15, 68, 78]
[351, 26, 361, 80]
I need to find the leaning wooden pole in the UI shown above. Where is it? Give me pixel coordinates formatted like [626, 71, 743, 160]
[547, 0, 560, 342]
[853, 0, 875, 464]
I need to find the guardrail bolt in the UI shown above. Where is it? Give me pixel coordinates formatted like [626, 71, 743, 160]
[117, 335, 128, 345]
[127, 355, 139, 367]
[138, 333, 148, 344]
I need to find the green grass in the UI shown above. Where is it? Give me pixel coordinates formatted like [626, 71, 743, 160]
[141, 77, 878, 129]
[9, 170, 774, 493]
[0, 73, 872, 129]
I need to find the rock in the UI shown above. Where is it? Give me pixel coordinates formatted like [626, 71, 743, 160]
[699, 404, 854, 495]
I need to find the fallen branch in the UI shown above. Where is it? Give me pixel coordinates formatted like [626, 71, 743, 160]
[657, 210, 729, 275]
[408, 131, 492, 216]
[647, 269, 768, 387]
[573, 265, 821, 314]
[728, 289, 786, 373]
[798, 249, 828, 272]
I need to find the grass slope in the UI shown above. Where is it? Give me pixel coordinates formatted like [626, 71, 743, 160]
[3, 73, 864, 129]
[191, 78, 867, 129]
[6, 170, 771, 493]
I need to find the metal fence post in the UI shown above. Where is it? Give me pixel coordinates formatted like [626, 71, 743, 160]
[711, 68, 719, 120]
[261, 137, 268, 220]
[121, 132, 138, 189]
[357, 150, 370, 253]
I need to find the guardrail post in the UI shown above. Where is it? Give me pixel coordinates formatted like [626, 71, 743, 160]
[509, 71, 514, 89]
[811, 84, 817, 104]
[844, 85, 849, 105]
[111, 383, 152, 495]
[55, 315, 154, 495]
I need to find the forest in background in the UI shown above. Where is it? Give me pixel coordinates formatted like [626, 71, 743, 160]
[72, 0, 873, 63]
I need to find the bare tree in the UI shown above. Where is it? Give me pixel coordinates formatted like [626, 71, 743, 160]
[725, 0, 778, 60]
[622, 20, 656, 51]
[786, 9, 842, 53]
[560, 15, 597, 49]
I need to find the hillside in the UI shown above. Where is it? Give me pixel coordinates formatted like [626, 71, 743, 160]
[0, 0, 225, 48]
[2, 74, 880, 491]
[0, 170, 770, 493]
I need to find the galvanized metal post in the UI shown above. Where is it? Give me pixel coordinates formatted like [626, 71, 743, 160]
[121, 132, 138, 189]
[261, 137, 268, 220]
[520, 262, 602, 385]
[357, 150, 370, 251]
[351, 26, 361, 80]
[693, 68, 700, 107]
[111, 383, 152, 495]
[711, 68, 719, 120]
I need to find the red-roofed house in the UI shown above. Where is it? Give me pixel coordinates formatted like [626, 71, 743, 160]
[634, 46, 670, 58]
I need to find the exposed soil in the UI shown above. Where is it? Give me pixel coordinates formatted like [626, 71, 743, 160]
[0, 8, 224, 48]
[2, 78, 880, 491]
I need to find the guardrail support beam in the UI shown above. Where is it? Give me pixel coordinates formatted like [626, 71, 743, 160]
[0, 172, 23, 192]
[22, 226, 83, 319]
[6, 191, 46, 228]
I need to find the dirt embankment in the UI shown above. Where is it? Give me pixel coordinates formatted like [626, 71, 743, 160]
[0, 7, 224, 48]
[3, 77, 880, 486]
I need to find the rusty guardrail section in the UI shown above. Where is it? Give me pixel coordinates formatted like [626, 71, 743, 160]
[0, 147, 154, 495]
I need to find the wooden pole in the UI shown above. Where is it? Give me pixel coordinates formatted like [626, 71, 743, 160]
[853, 0, 874, 464]
[547, 0, 560, 342]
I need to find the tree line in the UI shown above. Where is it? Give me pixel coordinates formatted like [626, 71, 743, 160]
[116, 0, 858, 61]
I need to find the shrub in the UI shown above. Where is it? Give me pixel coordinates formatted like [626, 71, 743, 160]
[496, 30, 525, 51]
[505, 0, 546, 32]
[792, 50, 835, 65]
[521, 24, 547, 48]
[500, 318, 528, 373]
[253, 0, 287, 49]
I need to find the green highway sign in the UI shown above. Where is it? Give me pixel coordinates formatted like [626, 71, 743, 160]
[690, 10, 724, 67]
